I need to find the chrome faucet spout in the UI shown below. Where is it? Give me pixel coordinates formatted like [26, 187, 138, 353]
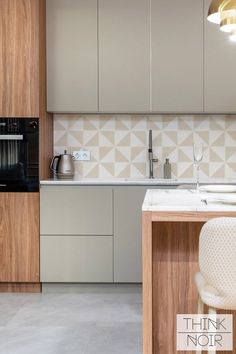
[149, 130, 153, 150]
[148, 130, 158, 179]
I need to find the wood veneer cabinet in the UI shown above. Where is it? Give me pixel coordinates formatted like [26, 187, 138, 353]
[0, 0, 39, 117]
[0, 193, 40, 292]
[0, 0, 53, 292]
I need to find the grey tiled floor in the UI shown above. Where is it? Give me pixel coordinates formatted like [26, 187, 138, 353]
[0, 284, 142, 354]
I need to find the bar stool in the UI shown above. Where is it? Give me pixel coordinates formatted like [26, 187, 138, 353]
[195, 217, 236, 353]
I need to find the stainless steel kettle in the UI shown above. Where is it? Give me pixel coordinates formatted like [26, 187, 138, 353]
[50, 150, 75, 178]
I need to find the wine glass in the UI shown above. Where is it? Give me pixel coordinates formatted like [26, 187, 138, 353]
[193, 143, 204, 192]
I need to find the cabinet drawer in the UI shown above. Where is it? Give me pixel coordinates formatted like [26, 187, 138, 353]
[40, 187, 113, 235]
[40, 235, 113, 282]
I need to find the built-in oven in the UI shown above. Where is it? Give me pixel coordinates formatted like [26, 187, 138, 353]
[0, 118, 39, 192]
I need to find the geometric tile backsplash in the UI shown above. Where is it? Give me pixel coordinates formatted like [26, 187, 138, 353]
[54, 114, 236, 179]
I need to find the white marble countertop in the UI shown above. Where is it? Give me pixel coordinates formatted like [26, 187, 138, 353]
[40, 177, 236, 187]
[142, 189, 236, 212]
[40, 177, 179, 186]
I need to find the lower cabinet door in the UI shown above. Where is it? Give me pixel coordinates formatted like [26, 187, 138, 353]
[40, 236, 113, 282]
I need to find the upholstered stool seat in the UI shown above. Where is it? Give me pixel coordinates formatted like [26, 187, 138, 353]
[195, 217, 236, 353]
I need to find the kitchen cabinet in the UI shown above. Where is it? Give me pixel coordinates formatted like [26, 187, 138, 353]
[40, 187, 113, 235]
[0, 0, 39, 117]
[204, 0, 236, 113]
[99, 0, 150, 112]
[41, 236, 113, 282]
[40, 185, 177, 283]
[0, 0, 52, 293]
[114, 187, 146, 282]
[0, 193, 39, 285]
[40, 186, 113, 283]
[151, 0, 203, 112]
[46, 0, 98, 112]
[46, 0, 236, 113]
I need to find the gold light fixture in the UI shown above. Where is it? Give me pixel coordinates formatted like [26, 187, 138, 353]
[207, 0, 236, 24]
[220, 16, 236, 32]
[207, 0, 236, 40]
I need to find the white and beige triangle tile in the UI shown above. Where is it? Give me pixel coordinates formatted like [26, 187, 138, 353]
[115, 131, 131, 146]
[162, 116, 178, 130]
[99, 116, 115, 130]
[147, 117, 163, 130]
[99, 147, 115, 162]
[131, 131, 146, 146]
[53, 114, 234, 179]
[99, 131, 115, 146]
[99, 163, 114, 178]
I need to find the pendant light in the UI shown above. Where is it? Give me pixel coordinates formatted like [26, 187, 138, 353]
[207, 0, 236, 40]
[207, 0, 236, 24]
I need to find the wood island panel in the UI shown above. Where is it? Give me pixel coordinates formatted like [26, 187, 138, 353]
[143, 211, 236, 354]
[152, 221, 203, 354]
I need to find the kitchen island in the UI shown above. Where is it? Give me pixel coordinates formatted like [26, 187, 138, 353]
[142, 189, 236, 354]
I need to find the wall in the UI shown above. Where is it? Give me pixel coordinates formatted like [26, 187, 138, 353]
[54, 114, 236, 179]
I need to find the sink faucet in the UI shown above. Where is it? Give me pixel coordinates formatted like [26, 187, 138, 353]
[148, 130, 158, 179]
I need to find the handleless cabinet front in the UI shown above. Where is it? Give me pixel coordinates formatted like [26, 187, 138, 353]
[99, 0, 150, 112]
[151, 0, 203, 112]
[40, 186, 113, 283]
[40, 186, 113, 235]
[46, 0, 98, 112]
[40, 236, 113, 282]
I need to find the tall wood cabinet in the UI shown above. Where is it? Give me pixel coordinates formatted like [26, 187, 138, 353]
[0, 0, 39, 117]
[0, 0, 53, 292]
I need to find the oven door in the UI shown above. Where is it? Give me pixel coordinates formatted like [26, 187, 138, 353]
[0, 133, 39, 192]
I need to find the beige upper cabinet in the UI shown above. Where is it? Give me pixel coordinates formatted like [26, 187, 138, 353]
[151, 0, 204, 112]
[98, 0, 150, 112]
[46, 0, 98, 112]
[204, 0, 236, 113]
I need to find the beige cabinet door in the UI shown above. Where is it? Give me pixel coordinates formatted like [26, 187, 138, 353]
[151, 0, 203, 112]
[204, 0, 236, 113]
[46, 0, 98, 112]
[99, 0, 150, 112]
[40, 236, 113, 282]
[114, 187, 147, 282]
[40, 187, 113, 235]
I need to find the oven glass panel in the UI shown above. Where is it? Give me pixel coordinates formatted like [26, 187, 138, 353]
[0, 118, 39, 192]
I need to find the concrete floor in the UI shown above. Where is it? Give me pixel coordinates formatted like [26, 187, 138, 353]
[0, 284, 142, 354]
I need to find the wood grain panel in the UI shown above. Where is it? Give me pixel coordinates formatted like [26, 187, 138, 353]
[142, 212, 153, 354]
[0, 283, 41, 293]
[39, 0, 53, 179]
[0, 0, 39, 117]
[151, 211, 236, 222]
[0, 193, 39, 282]
[152, 221, 203, 354]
